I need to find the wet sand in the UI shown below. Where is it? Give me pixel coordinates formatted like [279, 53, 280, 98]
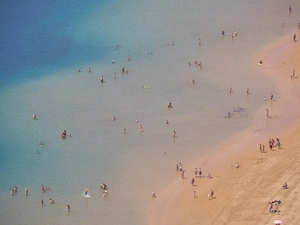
[149, 32, 300, 225]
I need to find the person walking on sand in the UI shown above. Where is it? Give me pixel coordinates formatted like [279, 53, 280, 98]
[270, 93, 273, 101]
[208, 190, 214, 200]
[191, 178, 195, 186]
[198, 168, 202, 177]
[193, 191, 196, 198]
[194, 168, 198, 178]
[266, 109, 269, 117]
[294, 34, 296, 42]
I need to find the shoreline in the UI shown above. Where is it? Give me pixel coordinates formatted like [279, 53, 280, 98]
[149, 31, 300, 225]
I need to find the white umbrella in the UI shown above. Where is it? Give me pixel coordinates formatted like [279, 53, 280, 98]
[273, 220, 282, 225]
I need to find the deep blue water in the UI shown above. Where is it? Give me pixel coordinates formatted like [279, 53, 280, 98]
[0, 0, 111, 86]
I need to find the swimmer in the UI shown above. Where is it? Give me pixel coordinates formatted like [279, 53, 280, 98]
[172, 41, 174, 45]
[168, 103, 172, 108]
[25, 188, 28, 195]
[77, 67, 81, 72]
[49, 198, 55, 204]
[41, 199, 43, 205]
[10, 189, 14, 195]
[100, 76, 104, 83]
[34, 150, 40, 154]
[32, 114, 36, 120]
[121, 67, 125, 73]
[102, 190, 108, 196]
[128, 55, 130, 60]
[88, 68, 91, 73]
[68, 132, 71, 138]
[100, 183, 107, 189]
[112, 60, 114, 64]
[114, 73, 116, 78]
[39, 141, 43, 147]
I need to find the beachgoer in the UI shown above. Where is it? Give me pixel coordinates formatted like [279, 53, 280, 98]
[100, 183, 107, 189]
[88, 68, 91, 73]
[112, 60, 114, 64]
[49, 199, 55, 204]
[77, 68, 81, 72]
[100, 76, 104, 83]
[168, 103, 172, 108]
[112, 116, 116, 121]
[192, 78, 195, 84]
[191, 178, 195, 186]
[289, 5, 292, 13]
[259, 60, 263, 65]
[222, 31, 225, 35]
[84, 188, 89, 196]
[128, 55, 130, 61]
[264, 97, 266, 101]
[121, 67, 125, 73]
[293, 34, 296, 42]
[172, 41, 174, 45]
[181, 170, 184, 179]
[193, 191, 196, 198]
[166, 120, 169, 124]
[123, 128, 126, 134]
[179, 163, 183, 172]
[41, 199, 43, 205]
[32, 114, 36, 120]
[282, 182, 288, 189]
[235, 163, 239, 169]
[194, 168, 198, 178]
[246, 88, 249, 94]
[276, 137, 280, 148]
[103, 190, 108, 196]
[270, 93, 273, 100]
[10, 189, 14, 195]
[114, 73, 116, 78]
[25, 188, 28, 195]
[152, 192, 156, 197]
[172, 130, 176, 138]
[208, 190, 214, 200]
[198, 168, 202, 177]
[198, 39, 201, 45]
[66, 205, 70, 211]
[139, 125, 143, 132]
[229, 88, 232, 93]
[266, 109, 269, 117]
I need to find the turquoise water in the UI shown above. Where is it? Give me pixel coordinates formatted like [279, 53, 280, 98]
[1, 0, 300, 224]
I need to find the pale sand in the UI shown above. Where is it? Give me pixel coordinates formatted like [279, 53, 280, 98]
[149, 32, 300, 225]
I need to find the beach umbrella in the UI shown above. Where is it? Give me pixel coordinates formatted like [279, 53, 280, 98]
[273, 220, 282, 225]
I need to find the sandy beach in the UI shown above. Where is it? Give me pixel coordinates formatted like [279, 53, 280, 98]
[149, 31, 300, 225]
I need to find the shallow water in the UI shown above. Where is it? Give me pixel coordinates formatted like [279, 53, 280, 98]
[1, 0, 300, 224]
